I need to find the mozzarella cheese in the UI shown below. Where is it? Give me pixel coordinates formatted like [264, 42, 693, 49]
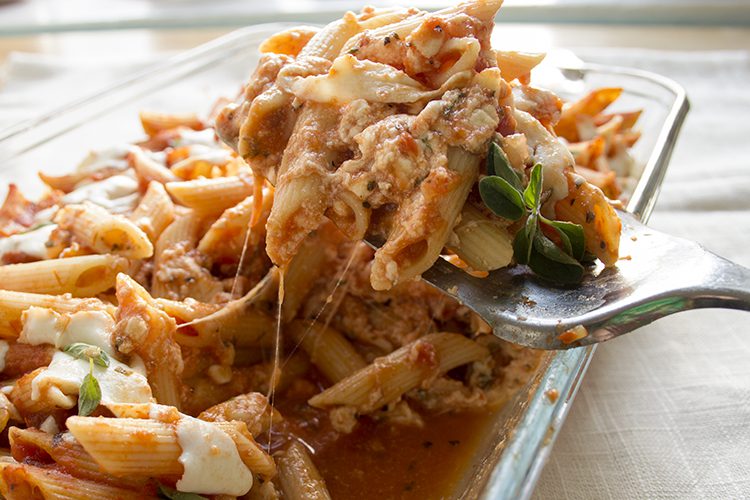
[20, 307, 116, 355]
[31, 351, 152, 409]
[175, 416, 253, 496]
[40, 415, 60, 434]
[63, 174, 140, 212]
[0, 224, 56, 261]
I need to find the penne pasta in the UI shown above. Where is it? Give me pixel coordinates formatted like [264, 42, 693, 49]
[139, 110, 204, 137]
[288, 320, 367, 383]
[197, 188, 273, 266]
[370, 148, 480, 290]
[66, 417, 183, 476]
[129, 181, 176, 243]
[555, 175, 621, 266]
[130, 146, 179, 184]
[0, 460, 151, 500]
[55, 202, 154, 259]
[448, 203, 514, 272]
[309, 333, 489, 412]
[166, 175, 255, 214]
[0, 255, 128, 296]
[277, 441, 332, 500]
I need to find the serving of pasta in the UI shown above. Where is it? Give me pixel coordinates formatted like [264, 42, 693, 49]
[0, 0, 642, 498]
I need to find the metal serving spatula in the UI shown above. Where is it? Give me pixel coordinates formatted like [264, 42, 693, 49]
[421, 209, 750, 349]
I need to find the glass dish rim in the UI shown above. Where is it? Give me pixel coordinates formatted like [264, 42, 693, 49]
[0, 24, 690, 500]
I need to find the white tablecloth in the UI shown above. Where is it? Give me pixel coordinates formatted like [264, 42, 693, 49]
[535, 49, 750, 499]
[1, 47, 748, 499]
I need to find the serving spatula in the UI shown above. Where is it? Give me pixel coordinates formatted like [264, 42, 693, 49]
[420, 209, 750, 349]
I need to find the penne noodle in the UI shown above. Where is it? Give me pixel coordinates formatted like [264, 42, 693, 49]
[288, 320, 367, 383]
[0, 254, 128, 297]
[115, 274, 183, 408]
[166, 175, 255, 214]
[309, 333, 489, 412]
[371, 147, 480, 290]
[198, 392, 283, 436]
[129, 181, 176, 243]
[496, 50, 546, 82]
[66, 417, 183, 476]
[555, 175, 621, 266]
[213, 420, 276, 479]
[0, 460, 151, 500]
[197, 187, 273, 265]
[130, 146, 179, 184]
[139, 110, 204, 137]
[9, 427, 149, 490]
[277, 441, 332, 500]
[280, 227, 338, 320]
[55, 202, 154, 259]
[448, 203, 514, 272]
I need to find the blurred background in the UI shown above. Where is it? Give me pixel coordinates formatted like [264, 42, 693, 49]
[0, 0, 749, 32]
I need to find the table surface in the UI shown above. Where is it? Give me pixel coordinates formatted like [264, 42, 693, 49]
[0, 0, 748, 35]
[1, 24, 750, 63]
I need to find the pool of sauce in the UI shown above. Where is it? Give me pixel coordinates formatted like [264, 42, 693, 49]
[272, 384, 494, 500]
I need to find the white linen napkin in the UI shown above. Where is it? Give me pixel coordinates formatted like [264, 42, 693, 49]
[1, 47, 748, 499]
[534, 49, 750, 499]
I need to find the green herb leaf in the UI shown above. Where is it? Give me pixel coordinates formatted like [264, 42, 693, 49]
[513, 214, 538, 265]
[528, 232, 584, 284]
[523, 163, 544, 210]
[63, 342, 110, 368]
[544, 219, 585, 261]
[78, 359, 102, 416]
[158, 484, 209, 500]
[479, 176, 525, 221]
[487, 143, 521, 190]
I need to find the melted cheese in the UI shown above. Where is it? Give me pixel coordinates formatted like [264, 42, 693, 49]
[513, 110, 572, 206]
[77, 145, 134, 173]
[20, 307, 115, 355]
[40, 415, 60, 434]
[63, 174, 139, 212]
[175, 129, 221, 148]
[175, 416, 253, 496]
[0, 224, 56, 261]
[0, 340, 8, 373]
[31, 351, 152, 408]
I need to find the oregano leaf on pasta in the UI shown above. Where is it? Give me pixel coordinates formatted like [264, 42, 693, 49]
[523, 163, 544, 210]
[158, 484, 209, 500]
[487, 142, 522, 190]
[78, 358, 102, 417]
[63, 342, 110, 368]
[479, 176, 525, 221]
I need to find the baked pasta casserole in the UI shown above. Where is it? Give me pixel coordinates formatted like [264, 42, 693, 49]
[0, 0, 641, 498]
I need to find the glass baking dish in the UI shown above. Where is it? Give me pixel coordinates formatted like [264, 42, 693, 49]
[0, 24, 688, 499]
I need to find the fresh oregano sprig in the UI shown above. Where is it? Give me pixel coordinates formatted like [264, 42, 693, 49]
[479, 142, 587, 284]
[77, 357, 102, 416]
[63, 342, 108, 416]
[158, 484, 209, 500]
[63, 342, 110, 367]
